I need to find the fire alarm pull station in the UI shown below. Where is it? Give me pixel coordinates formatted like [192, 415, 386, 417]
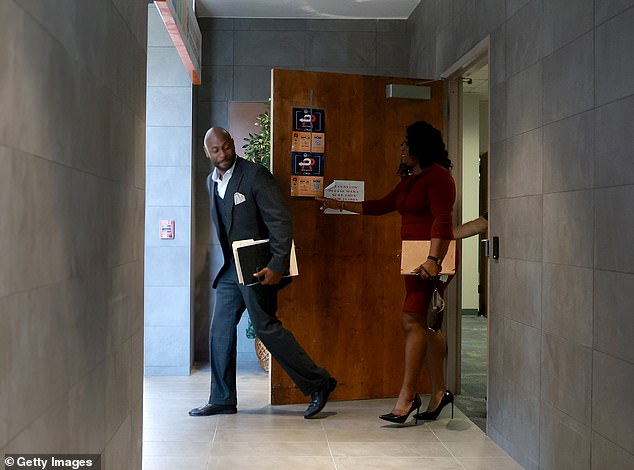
[160, 220, 175, 239]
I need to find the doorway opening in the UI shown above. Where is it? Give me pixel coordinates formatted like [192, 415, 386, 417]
[443, 39, 490, 432]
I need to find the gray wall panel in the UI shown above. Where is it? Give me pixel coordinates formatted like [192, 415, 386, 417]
[542, 0, 593, 55]
[0, 0, 146, 464]
[234, 31, 305, 67]
[595, 7, 634, 106]
[542, 32, 594, 124]
[542, 111, 594, 192]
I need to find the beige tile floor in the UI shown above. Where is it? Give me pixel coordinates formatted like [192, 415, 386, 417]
[143, 361, 522, 470]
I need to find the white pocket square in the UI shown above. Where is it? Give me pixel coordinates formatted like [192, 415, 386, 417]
[233, 192, 246, 205]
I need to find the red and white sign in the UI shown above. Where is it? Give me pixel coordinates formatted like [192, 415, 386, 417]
[160, 220, 175, 239]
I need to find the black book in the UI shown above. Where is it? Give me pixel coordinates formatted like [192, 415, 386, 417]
[232, 239, 298, 286]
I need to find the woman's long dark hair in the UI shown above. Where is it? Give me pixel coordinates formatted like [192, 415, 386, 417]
[398, 120, 452, 178]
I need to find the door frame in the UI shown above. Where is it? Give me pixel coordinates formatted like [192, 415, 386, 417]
[441, 36, 490, 394]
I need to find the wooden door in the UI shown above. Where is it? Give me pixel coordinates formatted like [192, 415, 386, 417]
[270, 69, 445, 404]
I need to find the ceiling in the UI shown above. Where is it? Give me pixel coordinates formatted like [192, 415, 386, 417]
[195, 0, 421, 19]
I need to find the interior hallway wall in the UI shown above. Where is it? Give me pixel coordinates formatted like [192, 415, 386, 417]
[409, 1, 634, 469]
[192, 18, 411, 360]
[0, 1, 147, 468]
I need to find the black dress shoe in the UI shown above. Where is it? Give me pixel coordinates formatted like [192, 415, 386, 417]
[188, 403, 237, 417]
[304, 377, 337, 419]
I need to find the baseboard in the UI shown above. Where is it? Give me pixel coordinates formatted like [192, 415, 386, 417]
[461, 308, 479, 316]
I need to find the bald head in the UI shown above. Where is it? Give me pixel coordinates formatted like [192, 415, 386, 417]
[204, 126, 231, 144]
[203, 127, 236, 175]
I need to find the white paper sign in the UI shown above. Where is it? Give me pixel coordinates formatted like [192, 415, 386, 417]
[323, 180, 364, 215]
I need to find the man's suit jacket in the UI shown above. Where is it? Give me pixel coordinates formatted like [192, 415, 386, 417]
[207, 157, 293, 288]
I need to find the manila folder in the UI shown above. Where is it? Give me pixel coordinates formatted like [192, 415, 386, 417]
[400, 240, 456, 276]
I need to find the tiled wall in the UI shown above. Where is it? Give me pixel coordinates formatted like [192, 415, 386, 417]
[409, 1, 634, 468]
[144, 5, 194, 376]
[193, 18, 411, 360]
[0, 0, 147, 467]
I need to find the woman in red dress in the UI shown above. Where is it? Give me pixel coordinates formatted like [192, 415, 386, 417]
[318, 121, 456, 423]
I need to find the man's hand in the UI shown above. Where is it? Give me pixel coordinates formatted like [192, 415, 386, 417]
[253, 267, 282, 285]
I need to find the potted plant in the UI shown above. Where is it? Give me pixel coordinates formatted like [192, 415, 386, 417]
[242, 109, 270, 168]
[245, 317, 269, 372]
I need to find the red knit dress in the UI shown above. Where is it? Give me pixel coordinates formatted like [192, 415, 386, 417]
[362, 164, 456, 315]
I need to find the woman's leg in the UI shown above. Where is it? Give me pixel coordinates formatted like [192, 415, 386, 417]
[423, 328, 448, 411]
[390, 311, 427, 414]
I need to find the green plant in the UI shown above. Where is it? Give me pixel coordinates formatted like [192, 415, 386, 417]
[242, 109, 270, 169]
[245, 319, 256, 339]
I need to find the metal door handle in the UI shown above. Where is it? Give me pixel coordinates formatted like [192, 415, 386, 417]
[481, 238, 489, 258]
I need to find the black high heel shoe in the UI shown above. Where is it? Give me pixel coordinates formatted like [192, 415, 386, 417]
[414, 390, 454, 421]
[379, 394, 422, 424]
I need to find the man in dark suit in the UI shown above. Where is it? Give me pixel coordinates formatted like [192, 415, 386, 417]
[189, 127, 336, 419]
